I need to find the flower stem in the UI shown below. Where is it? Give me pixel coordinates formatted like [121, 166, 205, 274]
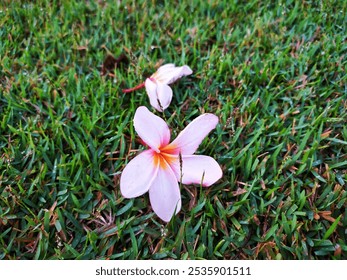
[122, 82, 145, 93]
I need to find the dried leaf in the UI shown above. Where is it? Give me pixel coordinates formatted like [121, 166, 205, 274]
[334, 244, 342, 257]
[232, 187, 247, 196]
[101, 53, 129, 76]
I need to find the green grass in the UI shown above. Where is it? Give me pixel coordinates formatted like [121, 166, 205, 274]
[0, 0, 346, 260]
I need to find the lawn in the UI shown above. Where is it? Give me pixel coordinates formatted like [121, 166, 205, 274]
[0, 0, 346, 260]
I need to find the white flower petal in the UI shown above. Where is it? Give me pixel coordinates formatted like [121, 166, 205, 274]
[180, 155, 222, 186]
[134, 106, 170, 151]
[156, 63, 175, 71]
[144, 78, 164, 112]
[156, 83, 173, 111]
[153, 64, 192, 84]
[149, 161, 181, 222]
[145, 78, 161, 112]
[164, 113, 218, 155]
[120, 150, 158, 198]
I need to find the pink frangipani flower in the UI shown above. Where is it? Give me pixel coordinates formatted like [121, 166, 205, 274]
[122, 64, 192, 112]
[120, 106, 222, 222]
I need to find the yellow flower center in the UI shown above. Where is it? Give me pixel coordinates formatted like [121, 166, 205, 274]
[153, 150, 176, 170]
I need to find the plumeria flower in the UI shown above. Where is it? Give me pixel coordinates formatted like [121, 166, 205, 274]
[122, 64, 192, 111]
[120, 106, 222, 222]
